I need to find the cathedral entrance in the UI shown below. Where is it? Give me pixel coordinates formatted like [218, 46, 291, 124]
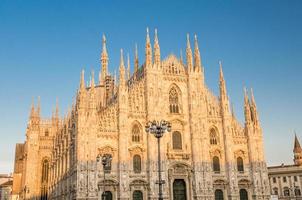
[173, 179, 187, 200]
[239, 189, 248, 200]
[103, 191, 112, 200]
[215, 189, 224, 200]
[133, 190, 143, 200]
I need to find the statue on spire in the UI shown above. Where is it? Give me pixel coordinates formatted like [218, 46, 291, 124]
[194, 34, 202, 72]
[154, 29, 161, 66]
[244, 87, 252, 124]
[119, 49, 125, 86]
[186, 34, 193, 73]
[145, 28, 152, 67]
[250, 88, 260, 126]
[100, 34, 109, 84]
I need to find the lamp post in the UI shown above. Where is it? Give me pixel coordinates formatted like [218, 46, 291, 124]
[145, 120, 172, 200]
[97, 154, 112, 200]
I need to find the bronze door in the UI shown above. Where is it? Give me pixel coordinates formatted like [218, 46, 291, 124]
[215, 189, 224, 200]
[104, 191, 112, 200]
[133, 190, 143, 200]
[239, 189, 248, 200]
[173, 179, 187, 200]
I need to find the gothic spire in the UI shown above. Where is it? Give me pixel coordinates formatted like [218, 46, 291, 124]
[244, 87, 252, 124]
[154, 29, 161, 66]
[194, 34, 202, 72]
[294, 133, 302, 152]
[127, 53, 130, 80]
[80, 69, 85, 91]
[219, 61, 230, 116]
[100, 34, 109, 84]
[250, 88, 257, 108]
[30, 97, 35, 119]
[145, 27, 152, 67]
[134, 44, 139, 73]
[219, 61, 227, 98]
[119, 49, 125, 85]
[186, 34, 193, 72]
[250, 88, 260, 125]
[37, 96, 41, 117]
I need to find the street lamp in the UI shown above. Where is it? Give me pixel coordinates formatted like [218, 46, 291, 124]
[97, 154, 112, 200]
[145, 120, 172, 200]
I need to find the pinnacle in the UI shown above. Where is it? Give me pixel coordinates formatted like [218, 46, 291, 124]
[294, 134, 302, 151]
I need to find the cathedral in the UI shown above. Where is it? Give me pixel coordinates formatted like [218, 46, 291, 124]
[12, 29, 270, 200]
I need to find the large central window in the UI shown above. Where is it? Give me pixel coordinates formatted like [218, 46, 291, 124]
[132, 124, 141, 143]
[169, 87, 180, 113]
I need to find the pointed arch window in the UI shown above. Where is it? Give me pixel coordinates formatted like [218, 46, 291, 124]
[172, 131, 182, 150]
[41, 159, 49, 200]
[169, 87, 180, 113]
[284, 187, 290, 196]
[210, 128, 218, 145]
[213, 156, 220, 173]
[132, 124, 141, 143]
[41, 159, 49, 183]
[133, 154, 142, 173]
[237, 157, 244, 172]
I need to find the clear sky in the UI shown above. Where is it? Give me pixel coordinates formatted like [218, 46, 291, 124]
[0, 0, 301, 174]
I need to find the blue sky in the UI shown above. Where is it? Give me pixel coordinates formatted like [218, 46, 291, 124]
[0, 0, 301, 174]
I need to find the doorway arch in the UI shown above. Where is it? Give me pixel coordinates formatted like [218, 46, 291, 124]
[239, 189, 248, 200]
[173, 179, 186, 200]
[103, 191, 112, 200]
[133, 190, 143, 200]
[215, 189, 224, 200]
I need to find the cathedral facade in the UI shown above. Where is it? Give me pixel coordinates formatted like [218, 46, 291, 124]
[12, 29, 270, 200]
